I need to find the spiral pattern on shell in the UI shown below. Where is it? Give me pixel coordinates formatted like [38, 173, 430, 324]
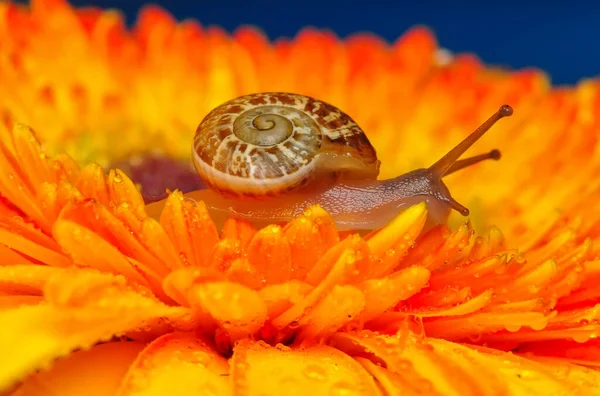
[192, 92, 380, 197]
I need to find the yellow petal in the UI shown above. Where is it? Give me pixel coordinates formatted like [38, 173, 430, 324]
[366, 201, 427, 266]
[12, 341, 146, 396]
[355, 357, 438, 396]
[117, 332, 231, 396]
[432, 341, 600, 395]
[0, 269, 189, 391]
[231, 339, 382, 395]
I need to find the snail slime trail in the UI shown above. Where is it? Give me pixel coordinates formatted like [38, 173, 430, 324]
[144, 93, 513, 232]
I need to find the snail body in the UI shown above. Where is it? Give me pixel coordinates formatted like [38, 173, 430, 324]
[146, 92, 513, 231]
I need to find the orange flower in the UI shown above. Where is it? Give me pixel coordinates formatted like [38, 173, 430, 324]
[2, 0, 600, 395]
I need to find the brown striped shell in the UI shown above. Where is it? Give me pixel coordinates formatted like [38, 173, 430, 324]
[192, 92, 380, 198]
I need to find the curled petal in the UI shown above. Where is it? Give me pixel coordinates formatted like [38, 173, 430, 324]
[258, 280, 313, 318]
[188, 282, 268, 341]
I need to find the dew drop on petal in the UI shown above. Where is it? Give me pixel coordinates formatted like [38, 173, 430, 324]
[303, 364, 328, 382]
[328, 381, 362, 396]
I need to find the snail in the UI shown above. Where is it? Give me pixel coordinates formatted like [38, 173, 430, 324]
[145, 92, 513, 231]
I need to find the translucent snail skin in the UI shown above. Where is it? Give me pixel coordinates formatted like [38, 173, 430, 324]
[145, 92, 513, 231]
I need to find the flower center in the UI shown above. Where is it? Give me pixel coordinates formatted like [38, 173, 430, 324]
[110, 152, 206, 203]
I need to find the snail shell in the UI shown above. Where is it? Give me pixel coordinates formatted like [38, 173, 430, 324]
[192, 92, 381, 198]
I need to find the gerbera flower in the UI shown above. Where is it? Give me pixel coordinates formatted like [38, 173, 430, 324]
[2, 0, 600, 395]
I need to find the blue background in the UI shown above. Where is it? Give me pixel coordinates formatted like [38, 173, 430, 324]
[65, 1, 600, 85]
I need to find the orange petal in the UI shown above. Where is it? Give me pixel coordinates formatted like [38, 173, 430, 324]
[60, 201, 172, 277]
[107, 169, 145, 216]
[296, 285, 365, 342]
[209, 238, 243, 273]
[117, 332, 231, 396]
[406, 289, 494, 318]
[440, 342, 600, 395]
[221, 217, 256, 247]
[230, 339, 382, 395]
[160, 191, 220, 268]
[428, 255, 507, 290]
[0, 244, 32, 264]
[273, 248, 357, 329]
[359, 266, 430, 322]
[162, 267, 223, 307]
[0, 295, 44, 310]
[515, 339, 600, 367]
[330, 331, 507, 395]
[302, 204, 339, 248]
[221, 257, 261, 288]
[283, 215, 328, 280]
[0, 226, 71, 267]
[12, 341, 146, 396]
[188, 281, 267, 341]
[423, 310, 551, 340]
[246, 224, 292, 285]
[139, 216, 184, 271]
[329, 332, 435, 392]
[499, 259, 558, 301]
[304, 234, 368, 286]
[0, 264, 64, 295]
[52, 219, 152, 289]
[258, 280, 313, 318]
[75, 163, 111, 207]
[11, 123, 53, 195]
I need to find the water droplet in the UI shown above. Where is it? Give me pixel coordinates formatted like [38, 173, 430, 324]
[235, 361, 248, 371]
[528, 285, 539, 294]
[329, 381, 361, 396]
[303, 364, 328, 382]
